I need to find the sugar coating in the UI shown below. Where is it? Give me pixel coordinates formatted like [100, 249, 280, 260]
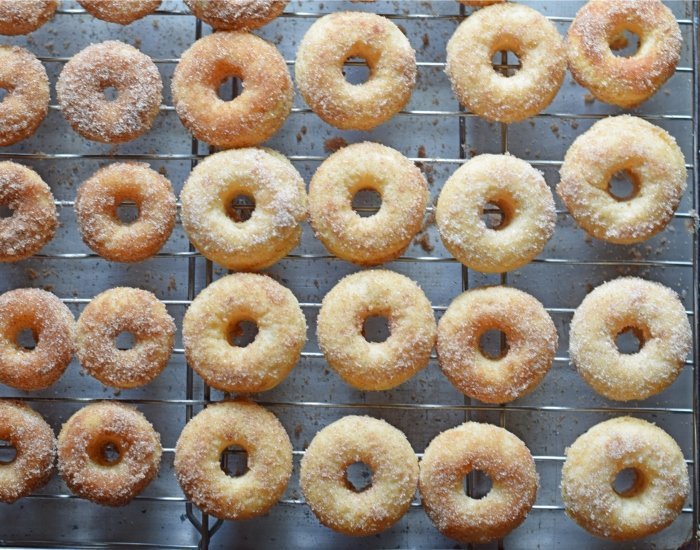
[0, 0, 57, 35]
[78, 0, 161, 24]
[184, 0, 288, 30]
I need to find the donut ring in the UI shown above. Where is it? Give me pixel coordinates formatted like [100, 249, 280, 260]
[419, 422, 538, 543]
[570, 277, 691, 401]
[0, 0, 57, 35]
[558, 115, 686, 244]
[184, 0, 288, 30]
[561, 417, 689, 540]
[295, 12, 416, 130]
[57, 41, 162, 143]
[300, 416, 419, 536]
[436, 154, 556, 273]
[175, 400, 292, 520]
[172, 32, 293, 149]
[77, 0, 161, 24]
[317, 270, 436, 391]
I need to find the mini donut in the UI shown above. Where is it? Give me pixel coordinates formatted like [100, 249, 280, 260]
[419, 422, 538, 543]
[558, 115, 686, 244]
[300, 415, 419, 536]
[295, 12, 416, 130]
[57, 41, 162, 143]
[0, 0, 57, 35]
[172, 32, 293, 149]
[317, 270, 436, 391]
[75, 163, 177, 262]
[77, 0, 161, 24]
[570, 277, 691, 401]
[436, 154, 556, 273]
[183, 273, 306, 393]
[175, 400, 292, 519]
[567, 0, 681, 108]
[437, 286, 557, 403]
[76, 288, 175, 389]
[309, 142, 428, 265]
[561, 417, 689, 540]
[180, 148, 307, 271]
[446, 3, 566, 122]
[185, 0, 288, 30]
[0, 288, 75, 391]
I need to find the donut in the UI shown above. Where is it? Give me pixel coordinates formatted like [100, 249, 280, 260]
[77, 0, 161, 24]
[561, 417, 689, 540]
[172, 32, 293, 149]
[175, 400, 292, 519]
[57, 402, 162, 506]
[570, 277, 691, 401]
[0, 162, 57, 262]
[0, 0, 57, 35]
[317, 270, 436, 391]
[309, 142, 428, 265]
[295, 12, 416, 130]
[567, 0, 681, 108]
[446, 4, 566, 122]
[76, 288, 175, 389]
[558, 115, 686, 244]
[180, 148, 307, 271]
[300, 415, 419, 535]
[185, 0, 288, 30]
[57, 41, 162, 143]
[183, 273, 306, 393]
[419, 422, 538, 543]
[436, 154, 556, 273]
[75, 163, 177, 262]
[437, 286, 557, 403]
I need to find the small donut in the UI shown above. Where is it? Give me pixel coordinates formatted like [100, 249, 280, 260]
[317, 270, 436, 391]
[58, 402, 162, 506]
[570, 277, 691, 401]
[446, 4, 565, 122]
[0, 0, 57, 35]
[183, 273, 306, 393]
[75, 163, 177, 262]
[558, 115, 686, 244]
[57, 41, 162, 143]
[180, 148, 307, 271]
[419, 422, 538, 543]
[295, 12, 416, 130]
[436, 154, 556, 273]
[561, 417, 689, 540]
[76, 288, 175, 389]
[172, 32, 293, 149]
[77, 0, 161, 24]
[185, 0, 288, 30]
[175, 400, 292, 519]
[567, 0, 681, 108]
[437, 286, 557, 403]
[300, 416, 419, 536]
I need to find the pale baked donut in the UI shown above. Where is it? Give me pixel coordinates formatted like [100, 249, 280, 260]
[436, 154, 556, 273]
[446, 3, 565, 122]
[185, 0, 288, 30]
[420, 422, 538, 543]
[0, 0, 57, 35]
[180, 148, 307, 271]
[309, 142, 428, 265]
[558, 115, 686, 244]
[58, 402, 162, 506]
[172, 32, 293, 149]
[570, 277, 691, 401]
[57, 41, 162, 143]
[301, 415, 419, 536]
[561, 417, 689, 540]
[175, 400, 292, 519]
[295, 12, 416, 130]
[78, 0, 161, 24]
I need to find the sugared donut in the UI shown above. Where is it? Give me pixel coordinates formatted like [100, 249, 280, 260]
[420, 422, 538, 543]
[317, 270, 436, 391]
[180, 148, 307, 271]
[558, 115, 686, 244]
[75, 163, 177, 262]
[446, 4, 565, 122]
[57, 41, 162, 143]
[0, 0, 57, 35]
[309, 142, 428, 265]
[561, 417, 689, 540]
[172, 32, 293, 149]
[436, 154, 556, 273]
[295, 12, 416, 130]
[185, 0, 288, 30]
[300, 415, 419, 535]
[57, 402, 162, 506]
[570, 277, 691, 401]
[77, 0, 161, 24]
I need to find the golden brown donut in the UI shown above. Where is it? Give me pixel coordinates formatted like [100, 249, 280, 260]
[0, 0, 57, 35]
[184, 0, 288, 30]
[78, 0, 161, 24]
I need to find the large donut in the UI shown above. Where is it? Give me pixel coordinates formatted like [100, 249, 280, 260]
[0, 0, 57, 35]
[185, 0, 288, 30]
[77, 0, 161, 24]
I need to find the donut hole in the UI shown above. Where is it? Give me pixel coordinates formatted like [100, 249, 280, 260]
[217, 75, 240, 101]
[478, 329, 509, 360]
[362, 315, 390, 343]
[227, 319, 259, 348]
[343, 56, 372, 85]
[613, 467, 646, 497]
[615, 326, 645, 355]
[463, 470, 493, 499]
[116, 201, 140, 224]
[608, 28, 641, 57]
[226, 194, 255, 223]
[0, 87, 7, 102]
[0, 204, 13, 218]
[481, 200, 512, 230]
[220, 445, 249, 478]
[607, 170, 640, 202]
[15, 328, 38, 351]
[351, 188, 382, 218]
[102, 86, 119, 101]
[491, 50, 521, 78]
[345, 461, 373, 492]
[0, 440, 16, 464]
[88, 438, 123, 466]
[115, 331, 137, 350]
